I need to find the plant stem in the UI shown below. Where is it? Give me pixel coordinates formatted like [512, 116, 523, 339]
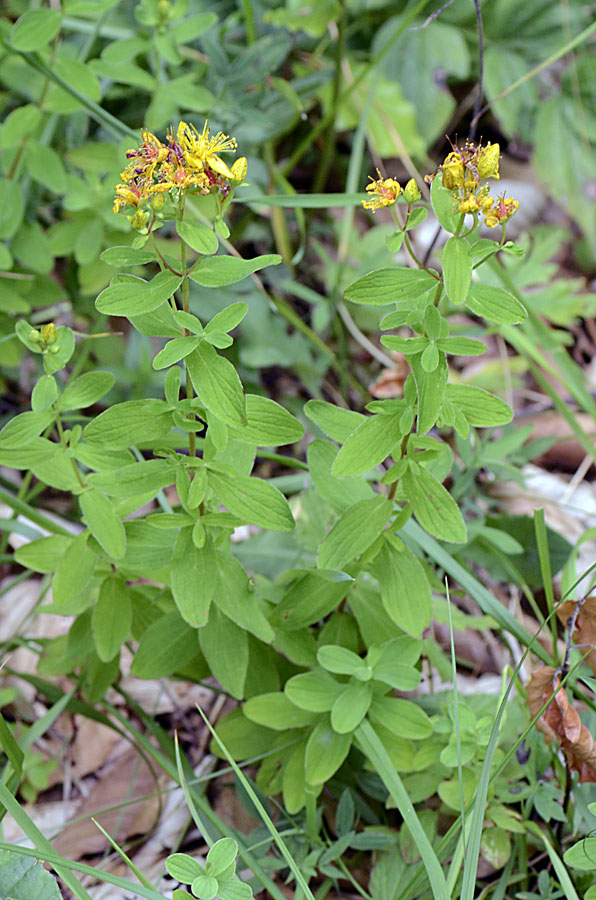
[177, 196, 195, 458]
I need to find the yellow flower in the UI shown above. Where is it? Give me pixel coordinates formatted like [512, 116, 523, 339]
[176, 120, 238, 178]
[483, 194, 519, 228]
[477, 143, 500, 180]
[362, 171, 401, 210]
[441, 152, 465, 190]
[41, 323, 57, 344]
[458, 195, 480, 214]
[229, 157, 248, 185]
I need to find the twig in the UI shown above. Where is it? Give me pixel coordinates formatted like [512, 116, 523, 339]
[468, 0, 485, 142]
[409, 0, 455, 30]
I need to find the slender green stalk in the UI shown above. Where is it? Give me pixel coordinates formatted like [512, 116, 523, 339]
[177, 198, 196, 458]
[534, 508, 558, 665]
[0, 486, 71, 537]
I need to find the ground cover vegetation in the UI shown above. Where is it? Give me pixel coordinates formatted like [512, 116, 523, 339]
[0, 0, 596, 898]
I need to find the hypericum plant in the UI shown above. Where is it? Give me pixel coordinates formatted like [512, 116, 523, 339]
[5, 131, 531, 879]
[215, 142, 530, 815]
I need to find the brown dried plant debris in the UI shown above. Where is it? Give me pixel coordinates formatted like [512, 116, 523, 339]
[527, 666, 596, 783]
[556, 596, 596, 674]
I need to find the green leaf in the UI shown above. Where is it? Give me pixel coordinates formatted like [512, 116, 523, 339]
[52, 531, 96, 607]
[466, 284, 527, 325]
[430, 172, 460, 233]
[230, 395, 304, 446]
[88, 459, 174, 497]
[79, 489, 126, 560]
[0, 410, 55, 449]
[171, 529, 217, 627]
[269, 570, 351, 632]
[59, 371, 115, 410]
[100, 246, 156, 267]
[318, 496, 392, 570]
[375, 541, 431, 637]
[189, 254, 281, 287]
[0, 105, 42, 148]
[14, 535, 71, 573]
[305, 718, 352, 785]
[131, 610, 199, 678]
[171, 11, 218, 41]
[167, 853, 204, 884]
[411, 352, 448, 435]
[370, 636, 423, 689]
[442, 237, 472, 305]
[285, 670, 344, 712]
[307, 440, 372, 514]
[206, 837, 238, 878]
[445, 384, 512, 427]
[344, 267, 437, 306]
[564, 837, 596, 870]
[0, 848, 61, 900]
[436, 337, 486, 356]
[402, 464, 467, 543]
[96, 271, 182, 316]
[187, 343, 246, 427]
[0, 179, 24, 241]
[318, 645, 368, 677]
[192, 875, 219, 900]
[208, 469, 294, 532]
[177, 220, 219, 256]
[25, 142, 66, 194]
[153, 336, 201, 369]
[304, 400, 364, 442]
[381, 336, 428, 355]
[244, 693, 316, 730]
[218, 881, 253, 900]
[84, 399, 173, 449]
[368, 696, 432, 739]
[331, 682, 373, 734]
[31, 375, 58, 413]
[10, 8, 62, 50]
[205, 302, 248, 334]
[332, 414, 402, 478]
[92, 575, 131, 661]
[214, 553, 274, 642]
[199, 606, 249, 699]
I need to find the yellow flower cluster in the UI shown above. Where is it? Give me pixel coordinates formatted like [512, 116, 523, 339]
[362, 172, 421, 212]
[113, 121, 247, 215]
[434, 141, 519, 229]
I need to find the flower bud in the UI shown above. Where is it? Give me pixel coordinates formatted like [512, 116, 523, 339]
[150, 192, 167, 211]
[29, 329, 41, 343]
[477, 143, 500, 180]
[158, 0, 171, 20]
[131, 209, 148, 231]
[229, 157, 248, 185]
[403, 178, 421, 204]
[41, 323, 57, 344]
[48, 344, 60, 354]
[441, 152, 464, 190]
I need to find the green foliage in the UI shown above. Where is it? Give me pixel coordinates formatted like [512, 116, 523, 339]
[1, 1, 595, 897]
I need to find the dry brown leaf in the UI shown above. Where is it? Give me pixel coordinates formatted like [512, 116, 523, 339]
[52, 746, 161, 858]
[527, 666, 596, 782]
[368, 353, 409, 398]
[556, 597, 596, 674]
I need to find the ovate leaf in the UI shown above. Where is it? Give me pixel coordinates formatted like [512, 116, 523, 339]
[186, 343, 246, 427]
[79, 489, 126, 559]
[318, 496, 392, 570]
[190, 254, 281, 287]
[333, 414, 402, 478]
[92, 575, 131, 661]
[466, 284, 527, 325]
[208, 468, 294, 531]
[442, 237, 472, 305]
[84, 399, 173, 449]
[344, 267, 436, 306]
[305, 718, 352, 785]
[402, 464, 467, 543]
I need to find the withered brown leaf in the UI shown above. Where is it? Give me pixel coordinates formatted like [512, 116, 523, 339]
[527, 666, 596, 783]
[556, 597, 596, 674]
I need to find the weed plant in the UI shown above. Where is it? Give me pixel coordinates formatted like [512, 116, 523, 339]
[1, 2, 596, 899]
